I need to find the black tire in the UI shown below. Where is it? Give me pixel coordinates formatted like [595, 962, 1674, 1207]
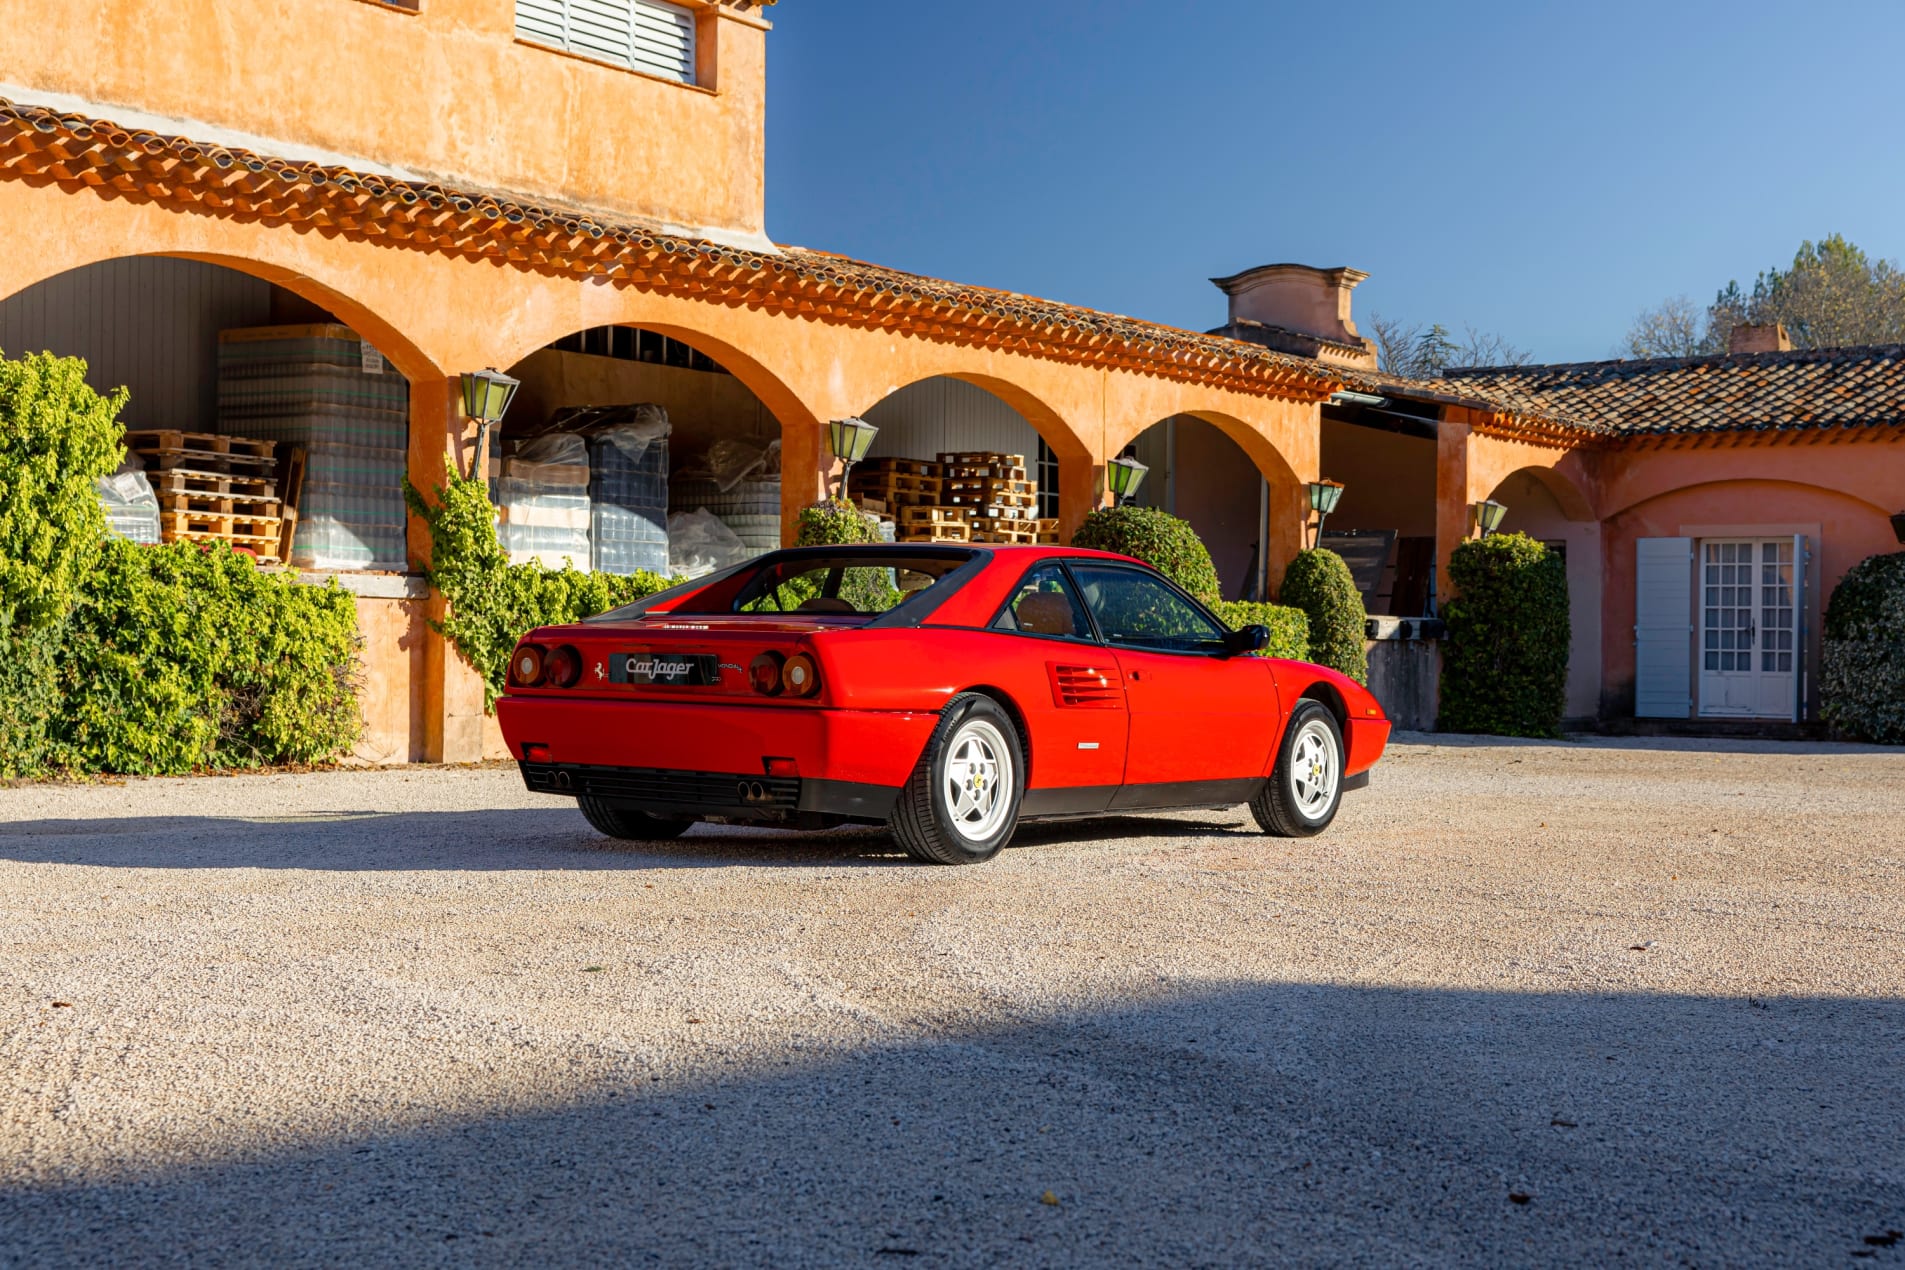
[577, 796, 695, 841]
[888, 693, 1025, 865]
[1251, 700, 1345, 838]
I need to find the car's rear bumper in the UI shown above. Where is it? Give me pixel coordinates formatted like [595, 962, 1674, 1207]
[497, 695, 937, 817]
[519, 760, 901, 822]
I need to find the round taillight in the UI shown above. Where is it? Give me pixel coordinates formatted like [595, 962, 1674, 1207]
[509, 643, 546, 688]
[546, 644, 583, 689]
[782, 652, 820, 698]
[749, 651, 785, 696]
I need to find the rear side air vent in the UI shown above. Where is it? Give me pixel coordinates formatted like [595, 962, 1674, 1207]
[1048, 663, 1123, 709]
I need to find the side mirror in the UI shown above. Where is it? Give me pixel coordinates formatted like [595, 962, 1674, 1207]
[1224, 624, 1271, 656]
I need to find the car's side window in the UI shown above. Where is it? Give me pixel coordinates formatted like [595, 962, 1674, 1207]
[993, 564, 1095, 642]
[1069, 564, 1227, 655]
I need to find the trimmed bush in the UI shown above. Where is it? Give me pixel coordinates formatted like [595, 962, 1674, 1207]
[1820, 551, 1905, 744]
[1071, 505, 1223, 606]
[1279, 548, 1368, 683]
[1437, 532, 1570, 738]
[407, 464, 675, 708]
[796, 499, 882, 547]
[1215, 600, 1310, 661]
[0, 351, 126, 629]
[0, 621, 62, 778]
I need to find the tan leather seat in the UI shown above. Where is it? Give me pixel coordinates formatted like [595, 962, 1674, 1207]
[1016, 591, 1077, 637]
[796, 596, 856, 614]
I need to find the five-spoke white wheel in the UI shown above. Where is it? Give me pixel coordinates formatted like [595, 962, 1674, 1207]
[890, 694, 1024, 864]
[1251, 700, 1344, 837]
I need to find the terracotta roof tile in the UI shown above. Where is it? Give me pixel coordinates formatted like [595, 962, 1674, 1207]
[1443, 347, 1905, 436]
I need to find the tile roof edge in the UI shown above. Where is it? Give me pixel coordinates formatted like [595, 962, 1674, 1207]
[1447, 343, 1905, 379]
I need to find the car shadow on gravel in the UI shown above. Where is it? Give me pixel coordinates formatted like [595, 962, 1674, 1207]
[0, 808, 1258, 872]
[4, 982, 1901, 1266]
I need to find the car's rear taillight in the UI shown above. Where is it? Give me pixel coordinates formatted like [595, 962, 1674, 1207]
[749, 651, 785, 696]
[782, 652, 821, 698]
[546, 644, 582, 688]
[508, 643, 546, 688]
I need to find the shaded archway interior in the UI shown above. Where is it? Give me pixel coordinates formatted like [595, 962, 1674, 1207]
[1122, 413, 1278, 602]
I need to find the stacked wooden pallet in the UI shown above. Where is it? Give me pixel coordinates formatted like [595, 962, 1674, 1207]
[854, 452, 1049, 545]
[937, 452, 1038, 539]
[848, 458, 943, 513]
[124, 430, 287, 554]
[897, 505, 970, 542]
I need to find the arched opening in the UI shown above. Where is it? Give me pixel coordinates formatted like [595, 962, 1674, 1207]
[1120, 413, 1283, 601]
[496, 322, 795, 574]
[852, 375, 1082, 547]
[0, 254, 415, 574]
[1485, 466, 1603, 722]
[1317, 397, 1440, 619]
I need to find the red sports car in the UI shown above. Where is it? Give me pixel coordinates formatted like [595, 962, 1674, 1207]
[498, 544, 1389, 864]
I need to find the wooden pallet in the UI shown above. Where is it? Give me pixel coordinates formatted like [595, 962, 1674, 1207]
[855, 457, 943, 479]
[850, 472, 942, 496]
[946, 494, 1037, 516]
[943, 463, 1029, 482]
[897, 521, 971, 543]
[149, 469, 280, 503]
[899, 506, 969, 526]
[946, 478, 1035, 497]
[125, 429, 277, 461]
[938, 451, 1024, 469]
[968, 518, 1038, 544]
[158, 490, 284, 518]
[1036, 517, 1061, 545]
[159, 508, 283, 546]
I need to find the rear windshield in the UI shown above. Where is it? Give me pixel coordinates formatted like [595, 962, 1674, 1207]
[685, 551, 971, 616]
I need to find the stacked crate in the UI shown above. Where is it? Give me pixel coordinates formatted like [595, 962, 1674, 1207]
[939, 453, 1038, 544]
[216, 325, 409, 571]
[124, 430, 283, 551]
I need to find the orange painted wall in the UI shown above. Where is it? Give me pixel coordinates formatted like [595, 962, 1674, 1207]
[351, 595, 429, 764]
[2, 1, 771, 238]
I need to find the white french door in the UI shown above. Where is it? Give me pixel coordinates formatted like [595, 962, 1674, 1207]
[1698, 538, 1803, 719]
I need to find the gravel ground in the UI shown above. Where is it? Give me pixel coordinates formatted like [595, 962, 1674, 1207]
[3, 734, 1904, 1267]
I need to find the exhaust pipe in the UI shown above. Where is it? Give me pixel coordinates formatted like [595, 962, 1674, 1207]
[554, 770, 573, 791]
[737, 780, 770, 803]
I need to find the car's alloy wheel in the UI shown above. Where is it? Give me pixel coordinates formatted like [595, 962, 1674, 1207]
[1251, 700, 1344, 837]
[889, 693, 1024, 864]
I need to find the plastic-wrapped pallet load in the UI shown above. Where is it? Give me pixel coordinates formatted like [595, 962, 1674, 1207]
[95, 456, 161, 545]
[496, 434, 591, 570]
[216, 324, 409, 571]
[543, 403, 671, 577]
[668, 437, 782, 556]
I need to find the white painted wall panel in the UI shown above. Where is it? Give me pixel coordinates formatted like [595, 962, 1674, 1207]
[1635, 536, 1694, 718]
[0, 257, 272, 431]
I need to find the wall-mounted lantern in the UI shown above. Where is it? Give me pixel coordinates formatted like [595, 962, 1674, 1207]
[828, 416, 880, 499]
[1106, 453, 1149, 506]
[459, 367, 520, 483]
[1472, 498, 1509, 539]
[1308, 479, 1345, 546]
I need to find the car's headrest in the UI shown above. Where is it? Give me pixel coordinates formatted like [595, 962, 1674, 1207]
[796, 596, 856, 614]
[1016, 591, 1076, 637]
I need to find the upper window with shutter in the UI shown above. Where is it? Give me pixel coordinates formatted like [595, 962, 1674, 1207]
[515, 0, 698, 85]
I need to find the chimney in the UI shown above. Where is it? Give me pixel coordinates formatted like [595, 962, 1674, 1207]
[1728, 322, 1792, 356]
[1208, 264, 1379, 370]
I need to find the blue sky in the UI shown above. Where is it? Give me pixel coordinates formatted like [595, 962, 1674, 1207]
[763, 0, 1905, 364]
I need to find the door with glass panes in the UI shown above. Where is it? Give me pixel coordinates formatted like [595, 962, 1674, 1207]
[1698, 538, 1802, 718]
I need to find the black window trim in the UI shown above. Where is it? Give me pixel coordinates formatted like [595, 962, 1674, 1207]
[1061, 558, 1235, 661]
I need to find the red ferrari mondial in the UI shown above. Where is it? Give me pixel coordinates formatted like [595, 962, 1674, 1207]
[498, 544, 1390, 865]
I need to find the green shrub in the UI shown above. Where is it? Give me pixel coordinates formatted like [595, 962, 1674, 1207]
[1216, 601, 1310, 661]
[1820, 551, 1905, 743]
[796, 499, 882, 547]
[1279, 549, 1368, 683]
[407, 464, 675, 708]
[0, 351, 126, 629]
[1072, 505, 1223, 606]
[1436, 532, 1569, 737]
[0, 620, 62, 778]
[53, 539, 363, 774]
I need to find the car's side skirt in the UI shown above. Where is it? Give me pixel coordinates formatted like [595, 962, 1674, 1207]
[1020, 778, 1267, 820]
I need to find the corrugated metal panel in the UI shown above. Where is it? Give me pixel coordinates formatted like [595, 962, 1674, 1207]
[862, 377, 1041, 461]
[0, 257, 271, 431]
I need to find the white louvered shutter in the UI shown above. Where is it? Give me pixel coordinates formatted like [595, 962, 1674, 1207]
[1634, 537, 1693, 718]
[515, 0, 567, 47]
[631, 1, 696, 82]
[569, 0, 634, 66]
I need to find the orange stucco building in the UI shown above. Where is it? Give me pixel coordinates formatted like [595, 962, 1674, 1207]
[2, 0, 1899, 752]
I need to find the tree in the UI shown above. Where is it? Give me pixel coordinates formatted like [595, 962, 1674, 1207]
[1368, 314, 1531, 377]
[1625, 234, 1905, 357]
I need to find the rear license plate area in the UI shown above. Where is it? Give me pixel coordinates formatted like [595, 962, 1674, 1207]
[611, 652, 721, 686]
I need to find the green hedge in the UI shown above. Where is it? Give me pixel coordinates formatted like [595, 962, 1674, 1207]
[407, 463, 675, 708]
[1279, 548, 1367, 683]
[1215, 600, 1310, 661]
[796, 499, 881, 547]
[1437, 532, 1569, 738]
[1820, 551, 1905, 743]
[1071, 505, 1223, 606]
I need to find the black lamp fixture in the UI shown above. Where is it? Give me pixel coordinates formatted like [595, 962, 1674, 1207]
[828, 416, 880, 499]
[1106, 453, 1149, 505]
[1892, 511, 1905, 544]
[459, 367, 521, 482]
[1472, 498, 1509, 539]
[1307, 479, 1345, 546]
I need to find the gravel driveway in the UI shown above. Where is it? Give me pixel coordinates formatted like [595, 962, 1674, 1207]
[4, 735, 1904, 1266]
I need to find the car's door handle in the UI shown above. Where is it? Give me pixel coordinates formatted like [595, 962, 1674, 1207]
[1128, 669, 1142, 681]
